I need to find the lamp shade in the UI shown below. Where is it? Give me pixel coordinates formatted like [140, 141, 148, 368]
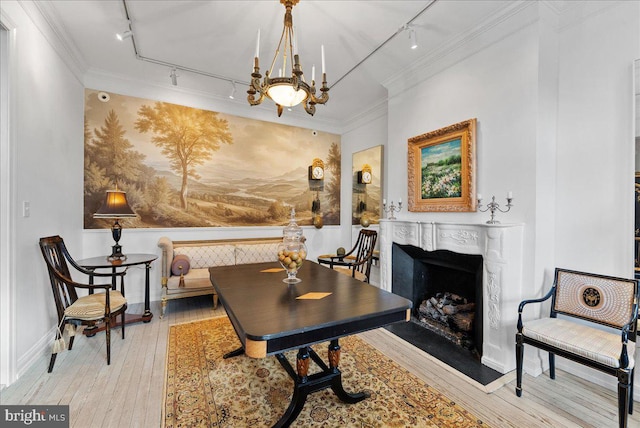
[93, 190, 137, 219]
[267, 82, 308, 107]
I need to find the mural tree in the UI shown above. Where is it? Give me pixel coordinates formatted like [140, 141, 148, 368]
[325, 142, 341, 210]
[135, 102, 233, 210]
[87, 109, 145, 186]
[84, 110, 147, 227]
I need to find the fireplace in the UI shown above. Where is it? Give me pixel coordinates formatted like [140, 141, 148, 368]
[379, 220, 525, 374]
[392, 244, 483, 357]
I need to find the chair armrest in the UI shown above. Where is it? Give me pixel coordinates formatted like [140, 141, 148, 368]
[48, 267, 113, 291]
[517, 287, 555, 332]
[157, 237, 174, 280]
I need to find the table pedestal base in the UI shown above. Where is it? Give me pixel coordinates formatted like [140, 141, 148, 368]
[275, 339, 367, 428]
[223, 339, 367, 428]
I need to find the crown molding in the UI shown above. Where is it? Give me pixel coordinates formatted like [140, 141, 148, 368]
[383, 1, 537, 97]
[545, 0, 625, 31]
[339, 97, 388, 135]
[19, 0, 87, 82]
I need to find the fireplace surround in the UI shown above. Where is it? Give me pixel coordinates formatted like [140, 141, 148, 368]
[379, 220, 525, 374]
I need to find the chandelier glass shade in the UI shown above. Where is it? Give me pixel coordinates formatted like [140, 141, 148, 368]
[248, 0, 329, 116]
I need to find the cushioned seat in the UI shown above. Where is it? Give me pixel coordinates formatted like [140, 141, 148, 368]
[64, 290, 127, 320]
[166, 268, 212, 290]
[522, 317, 635, 369]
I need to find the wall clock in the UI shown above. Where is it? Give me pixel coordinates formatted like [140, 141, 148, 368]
[358, 164, 372, 184]
[308, 158, 325, 180]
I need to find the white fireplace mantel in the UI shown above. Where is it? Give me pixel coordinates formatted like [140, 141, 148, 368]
[379, 219, 525, 374]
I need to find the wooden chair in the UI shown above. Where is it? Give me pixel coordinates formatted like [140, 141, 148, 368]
[516, 268, 639, 428]
[39, 235, 128, 372]
[334, 229, 377, 283]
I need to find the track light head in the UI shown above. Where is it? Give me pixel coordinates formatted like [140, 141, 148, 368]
[229, 81, 236, 99]
[170, 68, 178, 86]
[409, 28, 418, 50]
[116, 30, 133, 41]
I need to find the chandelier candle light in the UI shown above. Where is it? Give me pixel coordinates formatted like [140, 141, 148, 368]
[248, 0, 329, 117]
[477, 192, 514, 224]
[383, 199, 402, 220]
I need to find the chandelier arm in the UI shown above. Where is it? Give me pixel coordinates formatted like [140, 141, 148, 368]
[304, 100, 316, 116]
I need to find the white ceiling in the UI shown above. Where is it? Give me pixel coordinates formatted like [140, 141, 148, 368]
[35, 0, 517, 125]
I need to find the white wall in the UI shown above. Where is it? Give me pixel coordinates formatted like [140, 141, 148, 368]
[555, 2, 638, 277]
[0, 1, 85, 386]
[354, 0, 639, 397]
[385, 7, 539, 294]
[552, 0, 640, 392]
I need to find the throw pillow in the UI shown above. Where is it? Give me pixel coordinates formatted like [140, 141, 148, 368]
[171, 254, 191, 276]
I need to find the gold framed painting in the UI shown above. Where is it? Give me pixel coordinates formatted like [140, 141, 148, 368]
[407, 118, 476, 212]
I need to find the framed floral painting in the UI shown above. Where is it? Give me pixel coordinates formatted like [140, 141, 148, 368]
[407, 118, 476, 212]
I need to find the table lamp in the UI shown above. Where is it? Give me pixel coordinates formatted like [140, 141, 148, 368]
[93, 189, 137, 261]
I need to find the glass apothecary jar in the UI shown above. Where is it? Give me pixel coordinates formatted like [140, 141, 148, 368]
[277, 209, 307, 283]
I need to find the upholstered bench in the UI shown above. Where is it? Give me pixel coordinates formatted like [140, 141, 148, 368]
[157, 236, 281, 318]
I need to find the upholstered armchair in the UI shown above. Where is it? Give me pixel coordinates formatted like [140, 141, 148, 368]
[516, 268, 639, 428]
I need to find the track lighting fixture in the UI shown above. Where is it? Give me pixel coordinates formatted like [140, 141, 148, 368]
[409, 28, 418, 49]
[170, 68, 178, 86]
[229, 81, 236, 99]
[116, 30, 133, 41]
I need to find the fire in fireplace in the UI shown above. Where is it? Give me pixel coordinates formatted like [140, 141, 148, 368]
[392, 243, 483, 358]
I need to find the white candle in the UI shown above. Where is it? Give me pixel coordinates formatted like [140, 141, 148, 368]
[383, 199, 386, 205]
[508, 191, 513, 199]
[477, 193, 482, 201]
[255, 29, 260, 59]
[321, 45, 325, 74]
[279, 68, 282, 77]
[311, 65, 315, 83]
[398, 198, 402, 204]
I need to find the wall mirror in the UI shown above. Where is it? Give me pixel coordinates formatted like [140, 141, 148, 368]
[352, 145, 383, 226]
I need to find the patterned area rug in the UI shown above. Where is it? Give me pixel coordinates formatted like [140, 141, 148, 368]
[163, 317, 489, 427]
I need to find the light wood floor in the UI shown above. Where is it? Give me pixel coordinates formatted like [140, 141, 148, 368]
[1, 296, 638, 427]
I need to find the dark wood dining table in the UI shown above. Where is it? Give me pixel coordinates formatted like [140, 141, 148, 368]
[209, 261, 412, 428]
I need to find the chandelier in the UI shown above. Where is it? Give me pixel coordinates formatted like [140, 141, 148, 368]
[248, 0, 329, 117]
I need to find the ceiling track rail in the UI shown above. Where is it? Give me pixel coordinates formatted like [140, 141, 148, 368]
[119, 0, 437, 91]
[120, 0, 245, 86]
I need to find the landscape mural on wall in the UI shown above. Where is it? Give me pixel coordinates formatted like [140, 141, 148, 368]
[84, 89, 341, 229]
